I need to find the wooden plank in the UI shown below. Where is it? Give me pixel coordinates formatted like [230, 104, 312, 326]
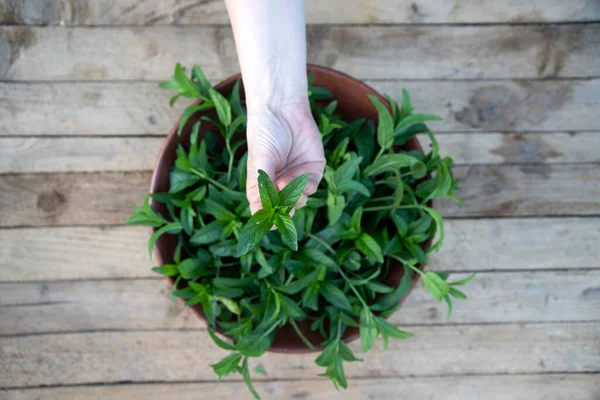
[0, 0, 61, 25]
[441, 164, 600, 217]
[2, 132, 598, 174]
[2, 374, 599, 400]
[2, 218, 596, 281]
[1, 323, 598, 386]
[2, 79, 598, 135]
[1, 164, 598, 227]
[2, 271, 598, 334]
[0, 137, 164, 173]
[2, 25, 599, 81]
[0, 226, 151, 281]
[2, 0, 599, 25]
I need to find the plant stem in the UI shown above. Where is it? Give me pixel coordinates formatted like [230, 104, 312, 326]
[374, 147, 385, 163]
[290, 319, 317, 350]
[190, 168, 233, 192]
[337, 267, 368, 308]
[389, 254, 425, 277]
[225, 139, 234, 184]
[306, 233, 336, 256]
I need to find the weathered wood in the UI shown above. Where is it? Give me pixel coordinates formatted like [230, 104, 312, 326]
[2, 132, 598, 173]
[2, 25, 599, 81]
[2, 374, 599, 400]
[2, 79, 598, 135]
[0, 137, 164, 173]
[441, 164, 600, 217]
[3, 218, 596, 281]
[2, 0, 599, 25]
[0, 226, 151, 281]
[1, 164, 598, 227]
[1, 323, 598, 386]
[1, 271, 598, 334]
[0, 0, 61, 25]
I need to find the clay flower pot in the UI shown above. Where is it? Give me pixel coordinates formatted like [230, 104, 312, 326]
[149, 64, 431, 353]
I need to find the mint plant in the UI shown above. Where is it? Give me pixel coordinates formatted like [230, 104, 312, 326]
[128, 64, 474, 399]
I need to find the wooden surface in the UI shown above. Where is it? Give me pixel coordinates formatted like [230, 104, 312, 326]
[1, 2, 599, 399]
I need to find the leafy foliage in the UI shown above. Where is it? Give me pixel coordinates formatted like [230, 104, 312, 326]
[129, 65, 473, 399]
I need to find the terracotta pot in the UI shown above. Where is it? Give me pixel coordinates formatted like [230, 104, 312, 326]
[150, 64, 431, 353]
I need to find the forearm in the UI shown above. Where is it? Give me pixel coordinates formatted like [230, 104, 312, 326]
[224, 0, 308, 115]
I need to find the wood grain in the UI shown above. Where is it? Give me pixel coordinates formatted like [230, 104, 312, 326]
[2, 0, 599, 25]
[1, 323, 598, 386]
[441, 164, 600, 217]
[2, 132, 599, 173]
[2, 79, 598, 135]
[1, 164, 599, 227]
[2, 25, 599, 81]
[2, 218, 596, 281]
[1, 271, 599, 334]
[2, 374, 599, 400]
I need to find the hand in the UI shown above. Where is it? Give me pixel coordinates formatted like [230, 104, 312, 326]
[246, 101, 325, 214]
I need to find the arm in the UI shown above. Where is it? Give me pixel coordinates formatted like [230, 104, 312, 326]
[225, 0, 325, 214]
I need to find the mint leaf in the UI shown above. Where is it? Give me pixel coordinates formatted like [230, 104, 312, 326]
[368, 94, 394, 151]
[320, 282, 351, 310]
[209, 88, 232, 127]
[360, 307, 378, 352]
[242, 357, 261, 400]
[207, 326, 236, 351]
[355, 233, 384, 263]
[211, 353, 242, 378]
[257, 169, 279, 211]
[151, 264, 178, 276]
[274, 213, 298, 251]
[148, 222, 182, 258]
[327, 193, 345, 226]
[236, 209, 273, 257]
[364, 153, 420, 176]
[279, 173, 310, 210]
[190, 220, 227, 245]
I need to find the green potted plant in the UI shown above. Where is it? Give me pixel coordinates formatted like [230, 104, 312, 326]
[127, 64, 473, 399]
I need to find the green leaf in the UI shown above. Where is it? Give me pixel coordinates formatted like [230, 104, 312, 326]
[198, 198, 236, 222]
[327, 193, 345, 226]
[355, 233, 384, 263]
[177, 254, 212, 279]
[368, 94, 394, 151]
[151, 264, 178, 276]
[355, 120, 376, 167]
[351, 207, 363, 232]
[237, 330, 273, 358]
[364, 153, 420, 176]
[320, 282, 352, 310]
[279, 173, 310, 210]
[280, 294, 306, 318]
[374, 316, 413, 349]
[190, 220, 227, 245]
[211, 353, 242, 378]
[126, 212, 166, 227]
[399, 88, 413, 120]
[178, 104, 212, 136]
[301, 248, 337, 270]
[444, 294, 453, 318]
[391, 211, 408, 236]
[315, 341, 337, 367]
[302, 281, 320, 311]
[207, 326, 236, 351]
[360, 307, 378, 352]
[336, 180, 370, 196]
[422, 206, 444, 252]
[274, 213, 298, 251]
[191, 65, 212, 98]
[169, 170, 201, 193]
[372, 269, 413, 311]
[215, 296, 241, 315]
[257, 169, 279, 211]
[450, 273, 476, 286]
[366, 281, 394, 294]
[229, 79, 245, 117]
[236, 209, 273, 257]
[335, 156, 362, 184]
[277, 267, 320, 295]
[227, 115, 247, 139]
[423, 271, 451, 301]
[311, 86, 334, 100]
[448, 287, 467, 299]
[148, 222, 182, 258]
[173, 63, 200, 98]
[338, 341, 361, 362]
[394, 113, 442, 137]
[209, 88, 232, 127]
[209, 239, 237, 258]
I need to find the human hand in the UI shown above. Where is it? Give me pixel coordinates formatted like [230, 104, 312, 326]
[245, 101, 325, 214]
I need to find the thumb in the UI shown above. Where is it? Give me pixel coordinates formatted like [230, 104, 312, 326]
[246, 152, 277, 215]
